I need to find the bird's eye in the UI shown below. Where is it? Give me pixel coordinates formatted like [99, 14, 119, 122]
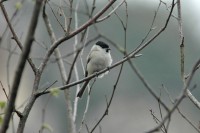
[106, 49, 110, 52]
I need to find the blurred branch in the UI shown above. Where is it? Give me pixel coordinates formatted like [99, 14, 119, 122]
[96, 0, 125, 23]
[186, 89, 200, 110]
[149, 109, 167, 133]
[73, 0, 81, 124]
[46, 1, 66, 33]
[129, 0, 175, 57]
[146, 58, 200, 133]
[90, 61, 124, 133]
[0, 0, 43, 132]
[90, 1, 128, 131]
[0, 0, 25, 46]
[163, 85, 200, 133]
[128, 61, 169, 112]
[0, 81, 9, 100]
[0, 0, 7, 3]
[177, 0, 200, 116]
[6, 45, 18, 92]
[0, 3, 37, 74]
[76, 1, 99, 131]
[65, 0, 73, 34]
[43, 1, 76, 132]
[39, 95, 51, 133]
[136, 0, 162, 49]
[160, 0, 178, 19]
[177, 0, 185, 80]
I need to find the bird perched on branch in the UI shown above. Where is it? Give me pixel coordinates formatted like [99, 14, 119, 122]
[77, 41, 113, 98]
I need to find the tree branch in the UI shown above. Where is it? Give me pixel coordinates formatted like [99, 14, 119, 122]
[146, 58, 200, 133]
[0, 3, 37, 74]
[0, 0, 43, 132]
[38, 0, 117, 73]
[43, 1, 76, 132]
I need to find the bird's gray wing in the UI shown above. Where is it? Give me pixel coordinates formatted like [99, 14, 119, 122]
[85, 51, 92, 77]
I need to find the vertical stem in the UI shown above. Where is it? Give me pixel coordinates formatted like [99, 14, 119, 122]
[43, 1, 76, 133]
[177, 0, 184, 81]
[73, 0, 81, 122]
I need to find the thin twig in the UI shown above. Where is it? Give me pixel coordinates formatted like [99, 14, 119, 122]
[0, 3, 37, 74]
[0, 81, 9, 100]
[47, 0, 66, 33]
[6, 44, 18, 92]
[42, 81, 58, 93]
[37, 0, 175, 98]
[146, 58, 200, 133]
[157, 90, 167, 133]
[186, 89, 200, 109]
[76, 0, 95, 131]
[136, 0, 162, 49]
[90, 1, 128, 132]
[163, 85, 200, 133]
[1, 1, 43, 132]
[96, 0, 125, 23]
[38, 0, 117, 74]
[73, 0, 82, 124]
[90, 64, 124, 133]
[128, 61, 169, 112]
[43, 1, 76, 133]
[0, 0, 25, 46]
[39, 95, 51, 133]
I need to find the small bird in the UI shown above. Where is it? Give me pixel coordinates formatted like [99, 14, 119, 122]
[77, 41, 113, 98]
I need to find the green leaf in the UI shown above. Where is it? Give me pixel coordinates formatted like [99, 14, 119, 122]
[15, 2, 22, 10]
[50, 88, 60, 97]
[42, 123, 53, 133]
[119, 47, 125, 53]
[0, 101, 6, 109]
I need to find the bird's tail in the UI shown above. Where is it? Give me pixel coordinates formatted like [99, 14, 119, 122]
[77, 80, 90, 98]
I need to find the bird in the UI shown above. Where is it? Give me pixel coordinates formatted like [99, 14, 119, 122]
[77, 41, 113, 98]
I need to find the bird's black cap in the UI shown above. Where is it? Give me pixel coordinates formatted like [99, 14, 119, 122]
[96, 41, 109, 49]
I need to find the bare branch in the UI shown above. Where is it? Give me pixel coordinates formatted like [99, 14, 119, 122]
[146, 58, 200, 133]
[177, 0, 185, 80]
[38, 0, 117, 73]
[43, 1, 76, 132]
[136, 0, 162, 49]
[0, 81, 8, 100]
[90, 1, 128, 131]
[96, 0, 125, 23]
[90, 63, 124, 133]
[186, 89, 200, 109]
[0, 3, 37, 74]
[163, 85, 200, 133]
[0, 0, 43, 132]
[46, 1, 66, 33]
[128, 61, 169, 112]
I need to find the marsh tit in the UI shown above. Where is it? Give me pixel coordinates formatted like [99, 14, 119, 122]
[77, 41, 113, 98]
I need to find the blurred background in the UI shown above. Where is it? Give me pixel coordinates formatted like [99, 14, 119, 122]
[1, 0, 200, 132]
